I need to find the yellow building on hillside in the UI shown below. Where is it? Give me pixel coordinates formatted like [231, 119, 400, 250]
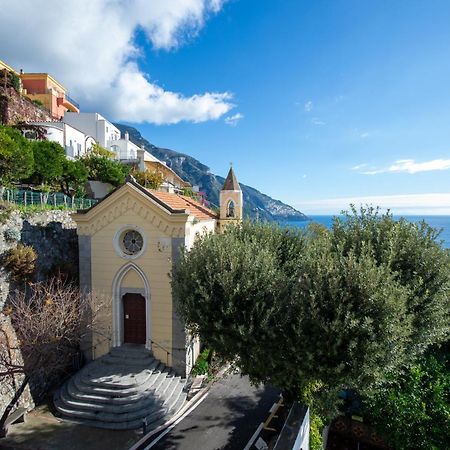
[72, 168, 243, 376]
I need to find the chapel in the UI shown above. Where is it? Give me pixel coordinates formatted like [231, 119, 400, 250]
[71, 166, 243, 376]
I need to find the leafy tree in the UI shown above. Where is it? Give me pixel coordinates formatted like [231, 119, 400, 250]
[331, 206, 450, 354]
[82, 154, 129, 186]
[30, 140, 65, 186]
[364, 354, 450, 450]
[131, 169, 164, 189]
[0, 125, 34, 184]
[61, 159, 88, 197]
[173, 211, 450, 418]
[88, 142, 116, 159]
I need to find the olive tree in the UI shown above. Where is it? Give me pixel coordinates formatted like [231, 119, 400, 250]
[172, 211, 450, 417]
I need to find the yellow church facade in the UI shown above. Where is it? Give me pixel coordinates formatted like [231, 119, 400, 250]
[72, 168, 243, 376]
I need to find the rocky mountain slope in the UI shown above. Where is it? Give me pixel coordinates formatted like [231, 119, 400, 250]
[115, 124, 307, 222]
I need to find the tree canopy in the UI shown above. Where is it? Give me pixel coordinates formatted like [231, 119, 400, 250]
[364, 352, 450, 450]
[30, 140, 66, 185]
[61, 159, 88, 197]
[172, 209, 450, 417]
[0, 125, 34, 184]
[82, 154, 129, 186]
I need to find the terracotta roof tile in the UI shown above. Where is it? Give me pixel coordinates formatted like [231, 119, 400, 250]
[147, 190, 217, 221]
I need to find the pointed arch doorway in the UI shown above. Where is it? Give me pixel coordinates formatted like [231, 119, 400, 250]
[112, 262, 151, 349]
[123, 293, 146, 344]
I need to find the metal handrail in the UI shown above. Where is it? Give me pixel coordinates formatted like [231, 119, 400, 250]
[64, 93, 79, 109]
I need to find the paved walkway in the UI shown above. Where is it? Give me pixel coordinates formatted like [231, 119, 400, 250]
[150, 373, 279, 450]
[0, 374, 279, 450]
[0, 405, 141, 450]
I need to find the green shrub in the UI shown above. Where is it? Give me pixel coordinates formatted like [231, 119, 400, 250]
[9, 72, 21, 92]
[310, 412, 324, 450]
[31, 99, 44, 108]
[3, 244, 37, 281]
[191, 348, 211, 376]
[364, 354, 450, 450]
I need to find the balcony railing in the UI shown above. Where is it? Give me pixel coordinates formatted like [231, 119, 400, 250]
[64, 93, 79, 110]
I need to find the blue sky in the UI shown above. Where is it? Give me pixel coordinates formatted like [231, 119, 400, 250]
[2, 0, 450, 214]
[134, 0, 450, 214]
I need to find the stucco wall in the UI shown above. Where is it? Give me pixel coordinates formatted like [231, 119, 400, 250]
[90, 211, 174, 363]
[75, 190, 188, 369]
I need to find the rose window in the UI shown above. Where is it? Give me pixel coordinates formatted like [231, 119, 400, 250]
[122, 230, 144, 255]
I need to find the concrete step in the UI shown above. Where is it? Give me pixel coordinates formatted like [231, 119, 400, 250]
[79, 362, 159, 389]
[101, 354, 155, 368]
[60, 384, 161, 415]
[73, 368, 170, 398]
[109, 344, 152, 358]
[66, 371, 167, 405]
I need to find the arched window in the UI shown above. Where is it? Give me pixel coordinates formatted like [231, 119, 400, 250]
[227, 200, 235, 218]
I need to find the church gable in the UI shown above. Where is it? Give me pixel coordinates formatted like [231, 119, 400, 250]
[72, 182, 189, 238]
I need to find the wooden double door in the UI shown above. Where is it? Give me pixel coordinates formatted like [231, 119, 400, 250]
[123, 293, 146, 345]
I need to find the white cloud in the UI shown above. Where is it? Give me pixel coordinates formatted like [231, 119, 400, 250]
[295, 193, 450, 215]
[224, 112, 244, 126]
[354, 159, 450, 175]
[0, 0, 233, 125]
[360, 132, 370, 139]
[311, 117, 325, 126]
[351, 164, 369, 171]
[304, 101, 313, 112]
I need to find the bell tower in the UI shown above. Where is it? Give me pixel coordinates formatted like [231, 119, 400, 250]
[218, 165, 243, 231]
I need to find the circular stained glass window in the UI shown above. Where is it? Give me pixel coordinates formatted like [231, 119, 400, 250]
[122, 230, 144, 255]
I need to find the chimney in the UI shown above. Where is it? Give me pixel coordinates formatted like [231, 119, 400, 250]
[124, 131, 129, 141]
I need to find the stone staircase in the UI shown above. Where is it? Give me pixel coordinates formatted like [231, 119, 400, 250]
[53, 344, 186, 430]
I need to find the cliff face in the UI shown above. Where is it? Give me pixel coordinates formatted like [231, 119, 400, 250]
[115, 124, 307, 222]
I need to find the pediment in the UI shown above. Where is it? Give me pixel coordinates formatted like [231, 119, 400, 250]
[72, 183, 188, 238]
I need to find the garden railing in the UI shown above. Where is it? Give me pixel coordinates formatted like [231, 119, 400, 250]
[1, 188, 97, 210]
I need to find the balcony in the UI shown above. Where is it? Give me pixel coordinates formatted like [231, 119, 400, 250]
[61, 93, 80, 111]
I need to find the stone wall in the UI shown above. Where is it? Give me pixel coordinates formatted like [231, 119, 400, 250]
[0, 209, 77, 308]
[0, 85, 52, 125]
[0, 209, 77, 416]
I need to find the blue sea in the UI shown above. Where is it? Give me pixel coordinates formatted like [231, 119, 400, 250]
[285, 216, 450, 249]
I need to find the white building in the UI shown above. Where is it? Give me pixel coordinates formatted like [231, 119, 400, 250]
[63, 112, 140, 161]
[63, 112, 121, 148]
[25, 121, 95, 159]
[109, 131, 139, 161]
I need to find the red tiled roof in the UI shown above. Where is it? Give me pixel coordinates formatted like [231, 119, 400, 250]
[147, 190, 218, 221]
